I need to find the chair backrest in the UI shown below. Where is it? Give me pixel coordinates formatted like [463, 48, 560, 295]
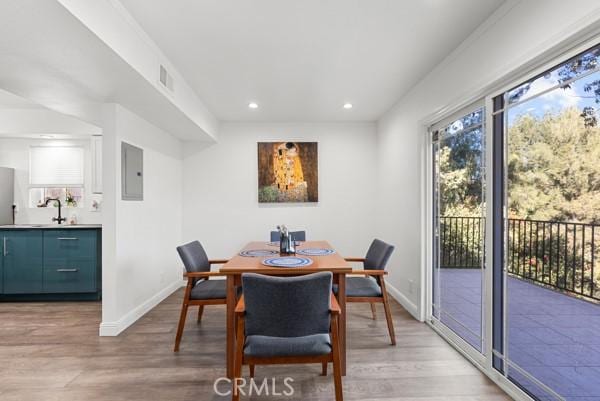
[269, 230, 306, 242]
[242, 272, 332, 337]
[364, 239, 395, 271]
[176, 241, 210, 274]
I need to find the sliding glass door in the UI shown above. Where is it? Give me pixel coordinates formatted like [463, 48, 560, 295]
[432, 104, 486, 353]
[431, 42, 600, 401]
[493, 43, 600, 401]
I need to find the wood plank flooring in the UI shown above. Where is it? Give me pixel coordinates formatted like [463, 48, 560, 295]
[0, 290, 512, 401]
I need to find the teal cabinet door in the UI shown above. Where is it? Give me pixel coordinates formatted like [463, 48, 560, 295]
[2, 230, 43, 294]
[0, 235, 3, 293]
[43, 230, 97, 293]
[43, 230, 97, 260]
[43, 260, 96, 293]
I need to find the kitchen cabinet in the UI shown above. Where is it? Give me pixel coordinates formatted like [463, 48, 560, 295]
[0, 227, 101, 299]
[2, 230, 43, 294]
[43, 230, 98, 293]
[0, 236, 3, 292]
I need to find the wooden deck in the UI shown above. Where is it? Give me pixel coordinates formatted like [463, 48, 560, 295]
[0, 288, 510, 401]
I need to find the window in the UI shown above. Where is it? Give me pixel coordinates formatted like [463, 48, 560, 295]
[30, 146, 84, 186]
[29, 146, 84, 208]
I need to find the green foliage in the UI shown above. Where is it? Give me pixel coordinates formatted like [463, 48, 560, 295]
[439, 107, 600, 295]
[439, 217, 484, 268]
[439, 107, 600, 224]
[258, 185, 278, 203]
[438, 128, 483, 218]
[508, 108, 600, 224]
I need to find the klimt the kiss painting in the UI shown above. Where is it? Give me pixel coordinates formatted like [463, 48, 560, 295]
[257, 142, 318, 203]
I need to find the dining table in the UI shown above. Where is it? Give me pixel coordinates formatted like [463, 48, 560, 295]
[219, 240, 352, 378]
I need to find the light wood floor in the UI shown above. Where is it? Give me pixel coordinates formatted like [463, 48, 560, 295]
[0, 290, 512, 401]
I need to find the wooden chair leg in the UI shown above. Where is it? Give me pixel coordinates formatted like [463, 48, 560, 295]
[173, 302, 189, 352]
[321, 361, 328, 376]
[249, 364, 255, 378]
[197, 305, 204, 323]
[233, 317, 245, 401]
[379, 280, 396, 346]
[174, 280, 194, 352]
[370, 303, 377, 320]
[331, 315, 343, 401]
[382, 299, 396, 345]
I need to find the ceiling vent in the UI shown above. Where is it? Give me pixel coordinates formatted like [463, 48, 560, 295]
[159, 64, 174, 92]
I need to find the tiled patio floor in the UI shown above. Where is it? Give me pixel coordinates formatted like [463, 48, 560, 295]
[438, 268, 600, 401]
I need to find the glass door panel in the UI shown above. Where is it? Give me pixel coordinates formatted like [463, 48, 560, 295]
[498, 43, 600, 401]
[432, 106, 486, 353]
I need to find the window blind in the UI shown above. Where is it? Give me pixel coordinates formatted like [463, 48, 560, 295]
[29, 146, 84, 186]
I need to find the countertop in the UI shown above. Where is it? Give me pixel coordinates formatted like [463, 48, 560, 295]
[0, 224, 102, 230]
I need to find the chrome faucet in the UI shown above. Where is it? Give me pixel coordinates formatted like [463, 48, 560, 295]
[45, 198, 66, 224]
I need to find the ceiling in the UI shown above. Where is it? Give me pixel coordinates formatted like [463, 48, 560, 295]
[0, 88, 42, 109]
[0, 89, 101, 138]
[120, 0, 504, 122]
[0, 0, 216, 141]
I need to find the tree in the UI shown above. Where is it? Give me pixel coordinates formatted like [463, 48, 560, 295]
[438, 127, 484, 217]
[438, 106, 600, 225]
[508, 108, 600, 224]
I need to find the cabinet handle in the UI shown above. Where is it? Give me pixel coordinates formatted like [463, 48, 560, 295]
[57, 237, 78, 241]
[2, 237, 6, 257]
[56, 268, 79, 272]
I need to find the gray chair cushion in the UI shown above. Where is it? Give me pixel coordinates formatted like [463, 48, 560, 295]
[364, 239, 395, 271]
[333, 276, 382, 298]
[244, 333, 331, 358]
[270, 230, 306, 242]
[242, 272, 332, 338]
[190, 279, 226, 300]
[177, 241, 210, 274]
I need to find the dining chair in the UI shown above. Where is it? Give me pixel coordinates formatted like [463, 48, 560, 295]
[338, 239, 396, 345]
[269, 230, 306, 242]
[233, 272, 343, 401]
[174, 240, 229, 352]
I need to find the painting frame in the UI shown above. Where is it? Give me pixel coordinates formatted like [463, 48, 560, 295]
[257, 141, 318, 203]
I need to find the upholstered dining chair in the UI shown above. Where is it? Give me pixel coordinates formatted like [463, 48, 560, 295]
[174, 240, 229, 352]
[233, 272, 343, 401]
[337, 239, 396, 345]
[269, 230, 306, 242]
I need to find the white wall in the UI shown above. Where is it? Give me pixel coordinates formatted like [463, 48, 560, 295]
[182, 122, 377, 260]
[376, 0, 600, 318]
[57, 0, 219, 141]
[100, 103, 183, 335]
[0, 137, 102, 225]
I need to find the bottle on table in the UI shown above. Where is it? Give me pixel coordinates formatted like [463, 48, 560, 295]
[277, 224, 295, 255]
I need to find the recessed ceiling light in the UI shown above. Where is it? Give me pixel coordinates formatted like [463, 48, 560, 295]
[40, 134, 55, 139]
[248, 102, 259, 109]
[343, 103, 353, 109]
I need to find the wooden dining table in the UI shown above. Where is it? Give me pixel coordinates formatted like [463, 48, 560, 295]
[219, 240, 352, 378]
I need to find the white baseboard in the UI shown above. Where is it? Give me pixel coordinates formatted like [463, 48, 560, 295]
[99, 279, 185, 336]
[385, 281, 421, 321]
[99, 278, 420, 335]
